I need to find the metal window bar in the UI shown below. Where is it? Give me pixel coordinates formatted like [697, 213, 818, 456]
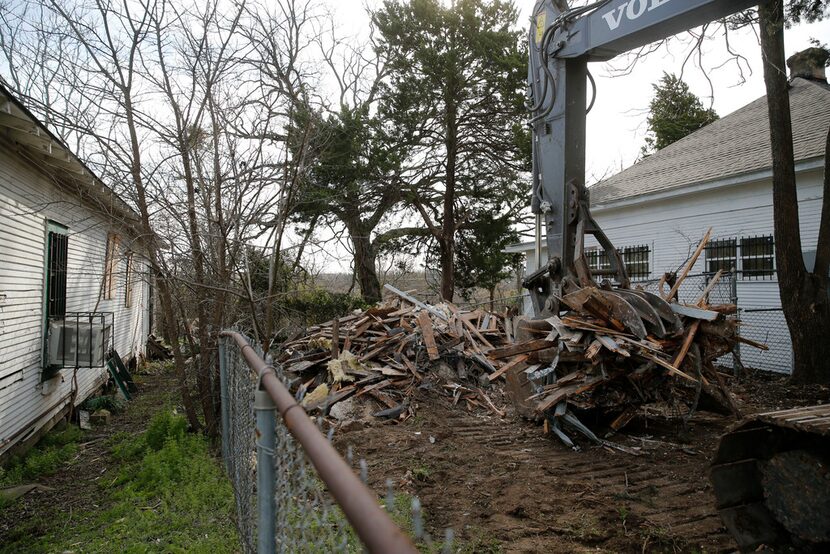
[47, 312, 114, 369]
[218, 331, 417, 554]
[740, 235, 775, 280]
[705, 238, 737, 276]
[47, 230, 68, 318]
[587, 244, 650, 280]
[705, 236, 775, 280]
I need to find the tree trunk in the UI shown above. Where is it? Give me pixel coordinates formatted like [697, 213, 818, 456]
[441, 97, 458, 301]
[177, 126, 218, 437]
[439, 237, 455, 301]
[347, 223, 382, 304]
[759, 0, 830, 384]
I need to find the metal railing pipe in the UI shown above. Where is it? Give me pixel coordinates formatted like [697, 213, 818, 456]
[219, 331, 417, 554]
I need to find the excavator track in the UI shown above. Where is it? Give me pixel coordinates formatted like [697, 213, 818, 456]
[710, 404, 830, 551]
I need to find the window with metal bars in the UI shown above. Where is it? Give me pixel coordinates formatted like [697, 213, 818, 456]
[704, 235, 775, 279]
[43, 221, 68, 377]
[741, 235, 775, 278]
[705, 238, 737, 275]
[586, 244, 650, 280]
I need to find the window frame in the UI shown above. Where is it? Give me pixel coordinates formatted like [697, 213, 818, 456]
[704, 235, 776, 280]
[705, 238, 738, 275]
[740, 235, 776, 279]
[125, 252, 134, 308]
[104, 233, 120, 300]
[585, 244, 651, 281]
[42, 220, 69, 377]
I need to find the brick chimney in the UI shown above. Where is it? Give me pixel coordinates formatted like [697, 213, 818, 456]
[787, 47, 829, 83]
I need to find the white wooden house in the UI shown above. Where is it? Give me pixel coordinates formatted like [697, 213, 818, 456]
[508, 72, 829, 374]
[0, 84, 151, 460]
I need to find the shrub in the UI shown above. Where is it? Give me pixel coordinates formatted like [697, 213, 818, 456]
[144, 411, 188, 452]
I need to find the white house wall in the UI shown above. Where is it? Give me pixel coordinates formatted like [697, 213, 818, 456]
[0, 145, 150, 458]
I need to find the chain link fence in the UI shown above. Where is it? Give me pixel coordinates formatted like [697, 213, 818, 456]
[735, 308, 792, 373]
[218, 332, 439, 554]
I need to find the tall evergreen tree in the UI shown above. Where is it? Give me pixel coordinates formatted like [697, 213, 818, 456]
[641, 73, 719, 156]
[373, 0, 528, 301]
[454, 213, 520, 310]
[291, 104, 409, 303]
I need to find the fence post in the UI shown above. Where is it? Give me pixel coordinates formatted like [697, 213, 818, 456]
[255, 386, 277, 554]
[219, 338, 230, 471]
[730, 267, 741, 375]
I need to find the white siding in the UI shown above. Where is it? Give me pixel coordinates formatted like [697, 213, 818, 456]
[518, 168, 824, 374]
[0, 145, 150, 458]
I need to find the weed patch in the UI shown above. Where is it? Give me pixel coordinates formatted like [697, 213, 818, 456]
[0, 425, 84, 488]
[2, 411, 237, 553]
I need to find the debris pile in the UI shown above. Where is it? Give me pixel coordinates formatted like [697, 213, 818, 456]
[276, 284, 514, 420]
[277, 232, 764, 448]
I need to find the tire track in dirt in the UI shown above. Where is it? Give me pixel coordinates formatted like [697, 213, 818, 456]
[336, 394, 737, 553]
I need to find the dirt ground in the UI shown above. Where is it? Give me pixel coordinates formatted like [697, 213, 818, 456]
[334, 370, 830, 553]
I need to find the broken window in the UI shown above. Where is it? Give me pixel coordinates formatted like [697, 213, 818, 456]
[741, 235, 775, 279]
[104, 233, 120, 299]
[705, 238, 737, 275]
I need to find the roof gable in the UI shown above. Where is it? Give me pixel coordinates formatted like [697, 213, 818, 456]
[589, 78, 830, 206]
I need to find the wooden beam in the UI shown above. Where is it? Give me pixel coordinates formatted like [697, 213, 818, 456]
[670, 303, 720, 321]
[487, 354, 528, 382]
[0, 110, 38, 134]
[667, 227, 712, 300]
[416, 311, 440, 361]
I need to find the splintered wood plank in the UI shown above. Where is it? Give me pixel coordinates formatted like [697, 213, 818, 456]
[477, 388, 505, 417]
[401, 355, 422, 381]
[351, 317, 374, 339]
[488, 339, 556, 360]
[488, 354, 528, 382]
[670, 303, 720, 321]
[461, 316, 495, 349]
[417, 311, 440, 361]
[672, 319, 701, 369]
[667, 227, 712, 300]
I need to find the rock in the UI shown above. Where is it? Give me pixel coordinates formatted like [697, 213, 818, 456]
[329, 397, 358, 421]
[79, 410, 92, 430]
[90, 409, 111, 426]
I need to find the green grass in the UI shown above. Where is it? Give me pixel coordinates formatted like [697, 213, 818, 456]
[385, 492, 501, 553]
[1, 411, 238, 553]
[0, 425, 84, 488]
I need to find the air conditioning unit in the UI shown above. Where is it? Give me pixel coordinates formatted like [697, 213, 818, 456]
[47, 319, 111, 368]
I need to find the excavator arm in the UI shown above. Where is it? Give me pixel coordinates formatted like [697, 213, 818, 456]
[525, 0, 759, 316]
[524, 2, 830, 551]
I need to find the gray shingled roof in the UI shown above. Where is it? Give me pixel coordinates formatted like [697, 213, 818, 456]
[589, 77, 830, 206]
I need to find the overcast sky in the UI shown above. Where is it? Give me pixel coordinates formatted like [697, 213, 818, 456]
[327, 0, 829, 180]
[309, 1, 828, 272]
